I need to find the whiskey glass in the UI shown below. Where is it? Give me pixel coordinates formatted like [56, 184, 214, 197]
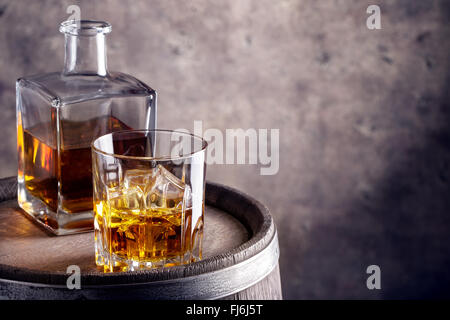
[91, 130, 207, 272]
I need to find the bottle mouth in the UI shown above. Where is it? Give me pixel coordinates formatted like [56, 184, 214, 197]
[60, 20, 112, 36]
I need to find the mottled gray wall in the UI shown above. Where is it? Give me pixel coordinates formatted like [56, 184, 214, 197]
[1, 0, 450, 299]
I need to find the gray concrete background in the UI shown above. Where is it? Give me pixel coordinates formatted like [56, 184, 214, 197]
[1, 0, 450, 299]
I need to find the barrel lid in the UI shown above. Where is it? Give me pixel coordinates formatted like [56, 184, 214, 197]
[0, 177, 278, 299]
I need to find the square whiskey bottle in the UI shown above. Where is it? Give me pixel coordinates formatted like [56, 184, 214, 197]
[16, 20, 157, 235]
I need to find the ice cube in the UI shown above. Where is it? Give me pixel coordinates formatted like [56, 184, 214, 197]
[144, 165, 191, 211]
[108, 185, 143, 214]
[123, 168, 158, 193]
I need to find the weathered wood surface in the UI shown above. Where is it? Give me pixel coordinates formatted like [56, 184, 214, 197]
[0, 199, 249, 273]
[0, 177, 282, 299]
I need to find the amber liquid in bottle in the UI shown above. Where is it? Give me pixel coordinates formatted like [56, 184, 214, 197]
[20, 116, 131, 224]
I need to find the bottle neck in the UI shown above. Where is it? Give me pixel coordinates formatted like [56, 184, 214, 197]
[63, 33, 108, 76]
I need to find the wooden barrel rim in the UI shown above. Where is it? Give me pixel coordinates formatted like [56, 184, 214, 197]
[0, 177, 278, 299]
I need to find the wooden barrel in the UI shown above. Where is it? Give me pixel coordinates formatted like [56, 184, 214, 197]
[0, 177, 281, 300]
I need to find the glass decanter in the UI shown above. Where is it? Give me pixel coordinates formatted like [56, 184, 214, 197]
[16, 20, 157, 235]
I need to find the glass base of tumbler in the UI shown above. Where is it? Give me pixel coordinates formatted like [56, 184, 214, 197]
[17, 181, 94, 236]
[97, 252, 189, 273]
